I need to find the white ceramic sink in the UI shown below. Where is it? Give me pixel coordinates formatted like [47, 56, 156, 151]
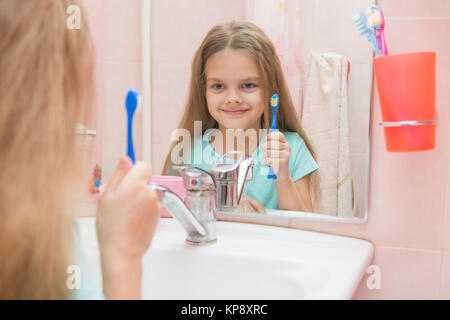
[76, 217, 373, 300]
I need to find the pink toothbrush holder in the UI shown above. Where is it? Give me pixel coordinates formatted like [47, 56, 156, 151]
[99, 176, 186, 218]
[150, 176, 185, 218]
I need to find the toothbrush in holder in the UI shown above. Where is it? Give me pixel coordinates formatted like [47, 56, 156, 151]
[352, 10, 381, 57]
[126, 89, 140, 165]
[367, 5, 388, 56]
[267, 93, 279, 180]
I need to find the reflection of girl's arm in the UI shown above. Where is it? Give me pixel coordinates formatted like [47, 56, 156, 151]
[275, 175, 313, 212]
[239, 195, 266, 213]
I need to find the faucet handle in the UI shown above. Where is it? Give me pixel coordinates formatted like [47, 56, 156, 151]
[210, 151, 245, 181]
[151, 184, 206, 238]
[238, 156, 254, 183]
[173, 166, 216, 192]
[237, 156, 254, 204]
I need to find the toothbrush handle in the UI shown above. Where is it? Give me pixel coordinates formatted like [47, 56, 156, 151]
[268, 166, 277, 180]
[127, 117, 135, 164]
[268, 102, 278, 180]
[371, 33, 381, 57]
[270, 114, 277, 131]
[379, 31, 388, 55]
[267, 128, 277, 180]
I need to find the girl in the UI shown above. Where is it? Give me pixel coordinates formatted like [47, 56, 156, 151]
[0, 0, 160, 299]
[162, 21, 320, 213]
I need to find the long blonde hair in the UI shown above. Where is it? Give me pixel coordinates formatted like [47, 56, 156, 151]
[161, 21, 321, 209]
[0, 0, 94, 299]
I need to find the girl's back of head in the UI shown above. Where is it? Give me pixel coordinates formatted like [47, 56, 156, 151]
[0, 0, 93, 299]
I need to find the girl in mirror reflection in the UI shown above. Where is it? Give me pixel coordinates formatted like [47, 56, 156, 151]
[162, 21, 320, 213]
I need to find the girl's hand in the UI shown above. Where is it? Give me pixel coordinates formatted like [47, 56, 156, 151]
[239, 195, 266, 213]
[262, 131, 291, 182]
[96, 156, 161, 299]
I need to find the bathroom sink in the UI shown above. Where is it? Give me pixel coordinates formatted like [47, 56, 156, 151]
[76, 218, 373, 299]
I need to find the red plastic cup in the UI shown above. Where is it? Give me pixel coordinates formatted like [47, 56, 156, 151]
[374, 52, 437, 152]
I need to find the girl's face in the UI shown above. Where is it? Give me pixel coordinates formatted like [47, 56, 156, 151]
[205, 48, 265, 132]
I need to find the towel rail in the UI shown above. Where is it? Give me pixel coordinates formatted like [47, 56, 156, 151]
[379, 119, 438, 127]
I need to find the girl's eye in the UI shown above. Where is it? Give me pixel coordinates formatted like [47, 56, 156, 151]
[243, 83, 257, 89]
[211, 84, 224, 90]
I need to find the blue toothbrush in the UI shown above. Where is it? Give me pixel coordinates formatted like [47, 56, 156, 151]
[352, 10, 381, 57]
[267, 94, 279, 180]
[126, 89, 140, 165]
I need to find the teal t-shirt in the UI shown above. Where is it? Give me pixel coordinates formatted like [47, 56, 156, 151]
[173, 129, 318, 210]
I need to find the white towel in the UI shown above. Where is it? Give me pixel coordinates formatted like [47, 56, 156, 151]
[301, 52, 354, 217]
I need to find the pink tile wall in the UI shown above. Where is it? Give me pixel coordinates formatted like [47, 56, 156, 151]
[355, 0, 450, 299]
[78, 0, 142, 216]
[290, 0, 450, 299]
[74, 0, 105, 215]
[297, 0, 374, 217]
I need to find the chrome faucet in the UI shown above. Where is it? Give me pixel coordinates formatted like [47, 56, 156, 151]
[152, 167, 217, 245]
[210, 151, 254, 213]
[152, 151, 254, 245]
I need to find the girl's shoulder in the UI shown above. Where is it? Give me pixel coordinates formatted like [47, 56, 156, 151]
[281, 131, 306, 146]
[281, 131, 314, 157]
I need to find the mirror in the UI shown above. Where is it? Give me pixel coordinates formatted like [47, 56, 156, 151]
[145, 0, 374, 222]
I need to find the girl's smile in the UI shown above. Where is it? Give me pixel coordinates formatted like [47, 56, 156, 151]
[220, 108, 249, 116]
